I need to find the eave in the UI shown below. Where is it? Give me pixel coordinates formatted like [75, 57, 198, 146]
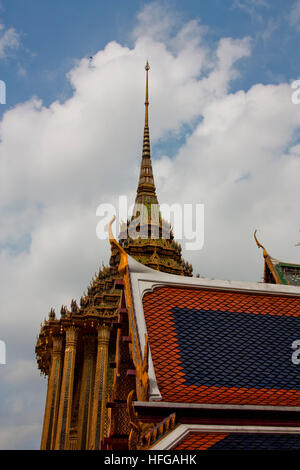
[134, 401, 300, 428]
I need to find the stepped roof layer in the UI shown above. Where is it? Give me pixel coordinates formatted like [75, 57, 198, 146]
[36, 61, 193, 375]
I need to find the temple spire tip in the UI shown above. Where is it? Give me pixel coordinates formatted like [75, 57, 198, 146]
[134, 60, 158, 205]
[144, 60, 150, 128]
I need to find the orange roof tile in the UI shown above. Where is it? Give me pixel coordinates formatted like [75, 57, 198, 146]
[175, 432, 228, 450]
[143, 286, 300, 405]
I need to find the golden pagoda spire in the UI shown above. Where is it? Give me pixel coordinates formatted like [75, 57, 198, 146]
[135, 60, 158, 206]
[145, 60, 150, 127]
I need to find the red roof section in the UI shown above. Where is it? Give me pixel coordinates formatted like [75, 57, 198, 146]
[142, 286, 300, 405]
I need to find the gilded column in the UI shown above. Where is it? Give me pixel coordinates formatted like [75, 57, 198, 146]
[40, 335, 63, 450]
[54, 326, 79, 449]
[89, 324, 111, 450]
[77, 334, 97, 449]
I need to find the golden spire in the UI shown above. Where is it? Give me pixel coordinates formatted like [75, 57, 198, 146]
[145, 60, 150, 127]
[134, 61, 158, 206]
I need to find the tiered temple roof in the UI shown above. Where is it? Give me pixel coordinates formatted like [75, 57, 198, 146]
[113, 250, 300, 450]
[36, 63, 300, 452]
[36, 62, 192, 450]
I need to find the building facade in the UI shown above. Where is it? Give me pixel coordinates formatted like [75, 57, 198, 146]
[36, 64, 300, 451]
[36, 62, 191, 450]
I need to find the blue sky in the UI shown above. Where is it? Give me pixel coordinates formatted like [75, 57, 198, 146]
[2, 0, 300, 166]
[1, 0, 300, 450]
[2, 0, 300, 113]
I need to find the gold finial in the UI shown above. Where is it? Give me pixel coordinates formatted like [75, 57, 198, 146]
[108, 215, 116, 243]
[108, 216, 128, 274]
[254, 229, 268, 258]
[145, 60, 150, 127]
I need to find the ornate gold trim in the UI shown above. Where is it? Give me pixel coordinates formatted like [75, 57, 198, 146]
[135, 334, 149, 401]
[127, 389, 176, 450]
[254, 230, 282, 284]
[108, 216, 128, 274]
[127, 390, 153, 450]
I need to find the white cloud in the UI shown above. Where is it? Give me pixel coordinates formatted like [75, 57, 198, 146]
[261, 17, 279, 42]
[232, 0, 270, 23]
[0, 423, 42, 450]
[3, 359, 37, 385]
[290, 0, 300, 29]
[0, 23, 19, 59]
[1, 2, 300, 449]
[132, 1, 180, 42]
[0, 358, 46, 449]
[157, 81, 300, 280]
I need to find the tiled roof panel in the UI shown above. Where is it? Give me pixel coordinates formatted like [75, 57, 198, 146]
[143, 286, 300, 405]
[175, 432, 300, 450]
[175, 432, 228, 450]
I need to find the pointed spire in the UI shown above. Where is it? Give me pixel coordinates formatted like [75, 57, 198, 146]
[145, 59, 150, 127]
[135, 61, 158, 205]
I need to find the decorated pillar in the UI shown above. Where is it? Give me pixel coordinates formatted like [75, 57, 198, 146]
[77, 334, 97, 449]
[54, 325, 79, 449]
[40, 335, 63, 450]
[89, 323, 111, 450]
